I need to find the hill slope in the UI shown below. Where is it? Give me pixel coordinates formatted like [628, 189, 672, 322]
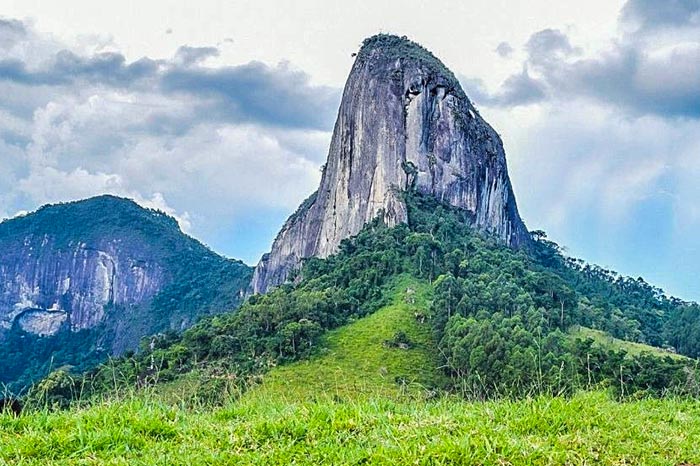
[247, 275, 446, 401]
[56, 191, 700, 407]
[570, 326, 688, 361]
[0, 195, 252, 391]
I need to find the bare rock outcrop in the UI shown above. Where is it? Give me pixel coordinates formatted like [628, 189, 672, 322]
[252, 34, 529, 294]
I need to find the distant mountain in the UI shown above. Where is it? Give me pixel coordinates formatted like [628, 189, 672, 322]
[0, 195, 252, 390]
[252, 34, 528, 293]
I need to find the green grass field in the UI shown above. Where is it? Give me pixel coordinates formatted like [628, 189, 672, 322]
[245, 275, 446, 401]
[570, 325, 687, 360]
[3, 277, 700, 465]
[3, 392, 700, 465]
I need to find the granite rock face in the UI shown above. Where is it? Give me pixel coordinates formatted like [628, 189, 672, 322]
[0, 195, 253, 389]
[0, 235, 166, 336]
[0, 195, 251, 345]
[252, 35, 529, 293]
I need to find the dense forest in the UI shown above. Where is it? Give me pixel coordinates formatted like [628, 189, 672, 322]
[30, 192, 700, 406]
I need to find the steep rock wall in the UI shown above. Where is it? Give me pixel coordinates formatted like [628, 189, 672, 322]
[0, 235, 167, 336]
[252, 35, 530, 293]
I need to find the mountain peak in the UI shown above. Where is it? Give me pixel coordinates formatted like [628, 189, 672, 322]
[251, 34, 529, 293]
[1, 195, 181, 240]
[37, 194, 139, 212]
[358, 34, 433, 58]
[356, 34, 461, 89]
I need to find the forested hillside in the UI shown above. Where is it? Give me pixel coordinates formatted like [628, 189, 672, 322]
[33, 192, 700, 406]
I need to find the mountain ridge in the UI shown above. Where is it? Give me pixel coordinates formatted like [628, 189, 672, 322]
[44, 191, 700, 408]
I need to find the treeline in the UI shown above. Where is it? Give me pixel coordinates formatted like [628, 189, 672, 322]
[404, 194, 700, 398]
[29, 192, 700, 406]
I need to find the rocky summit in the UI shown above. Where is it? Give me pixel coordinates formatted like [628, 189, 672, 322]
[252, 34, 529, 294]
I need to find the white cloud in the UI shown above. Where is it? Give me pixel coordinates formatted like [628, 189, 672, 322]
[133, 192, 192, 233]
[2, 85, 325, 247]
[498, 102, 699, 227]
[0, 19, 329, 258]
[16, 166, 122, 203]
[1, 2, 700, 299]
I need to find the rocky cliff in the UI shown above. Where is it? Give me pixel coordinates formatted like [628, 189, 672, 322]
[0, 195, 252, 389]
[252, 34, 529, 294]
[0, 235, 167, 336]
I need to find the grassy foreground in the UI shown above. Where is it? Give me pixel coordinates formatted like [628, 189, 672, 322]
[3, 277, 700, 465]
[2, 392, 700, 465]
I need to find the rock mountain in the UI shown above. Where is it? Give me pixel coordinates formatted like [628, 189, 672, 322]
[252, 34, 529, 293]
[0, 195, 252, 389]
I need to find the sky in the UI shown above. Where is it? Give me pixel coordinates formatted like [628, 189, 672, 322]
[0, 0, 699, 300]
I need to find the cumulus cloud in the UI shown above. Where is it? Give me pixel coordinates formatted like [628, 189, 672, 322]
[0, 18, 28, 51]
[469, 1, 700, 119]
[161, 61, 339, 130]
[620, 0, 700, 33]
[529, 37, 700, 118]
[462, 67, 546, 107]
[173, 45, 219, 66]
[0, 19, 341, 130]
[525, 28, 581, 66]
[468, 0, 700, 299]
[0, 17, 336, 261]
[506, 106, 688, 225]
